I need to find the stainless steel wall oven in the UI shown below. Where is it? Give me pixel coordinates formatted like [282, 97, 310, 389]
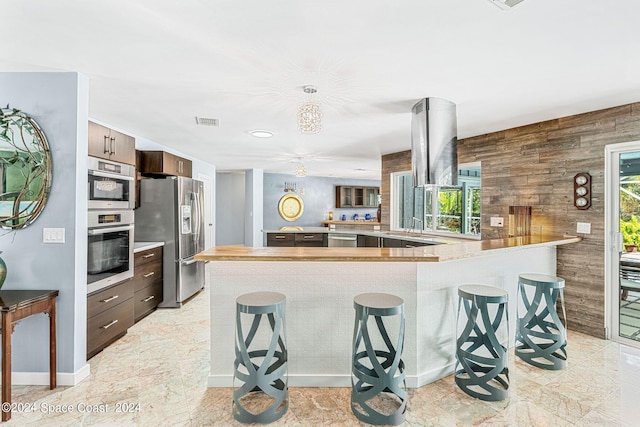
[87, 156, 135, 210]
[87, 210, 134, 294]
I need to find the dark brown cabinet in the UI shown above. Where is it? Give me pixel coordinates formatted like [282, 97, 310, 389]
[266, 232, 327, 247]
[139, 150, 192, 178]
[87, 280, 134, 359]
[266, 233, 295, 247]
[356, 235, 433, 248]
[88, 121, 136, 165]
[357, 235, 380, 247]
[400, 240, 432, 248]
[294, 233, 326, 247]
[133, 246, 163, 322]
[335, 186, 380, 208]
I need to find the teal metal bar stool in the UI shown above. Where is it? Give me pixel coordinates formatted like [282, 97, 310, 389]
[351, 293, 406, 425]
[516, 273, 567, 370]
[233, 292, 288, 423]
[455, 285, 509, 401]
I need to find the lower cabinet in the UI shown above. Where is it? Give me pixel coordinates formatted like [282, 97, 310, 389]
[266, 233, 327, 247]
[133, 246, 163, 322]
[86, 245, 164, 360]
[87, 280, 134, 359]
[357, 235, 380, 247]
[400, 240, 432, 248]
[357, 235, 434, 248]
[294, 233, 326, 247]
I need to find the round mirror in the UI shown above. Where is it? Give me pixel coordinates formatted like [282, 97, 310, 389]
[0, 108, 52, 229]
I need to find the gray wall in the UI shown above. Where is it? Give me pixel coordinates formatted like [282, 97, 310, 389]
[263, 173, 381, 230]
[244, 169, 264, 247]
[215, 172, 245, 245]
[1, 72, 89, 375]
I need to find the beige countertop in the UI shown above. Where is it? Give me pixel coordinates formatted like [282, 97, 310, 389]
[321, 220, 381, 225]
[196, 234, 581, 263]
[133, 241, 165, 253]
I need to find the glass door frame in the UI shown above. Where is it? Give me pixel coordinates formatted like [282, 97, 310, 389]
[605, 140, 640, 347]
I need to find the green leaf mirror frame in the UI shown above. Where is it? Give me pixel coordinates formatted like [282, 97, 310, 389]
[0, 108, 52, 229]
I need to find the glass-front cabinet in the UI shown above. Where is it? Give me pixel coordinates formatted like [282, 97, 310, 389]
[336, 186, 379, 208]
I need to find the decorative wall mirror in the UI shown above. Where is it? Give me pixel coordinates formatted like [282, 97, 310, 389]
[0, 108, 52, 229]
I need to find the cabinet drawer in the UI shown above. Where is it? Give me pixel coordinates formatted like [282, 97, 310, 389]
[134, 281, 163, 321]
[134, 247, 163, 266]
[87, 298, 134, 357]
[294, 233, 324, 242]
[87, 280, 134, 318]
[267, 233, 295, 247]
[133, 259, 162, 292]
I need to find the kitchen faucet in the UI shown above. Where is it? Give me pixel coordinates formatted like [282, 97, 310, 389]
[410, 216, 423, 233]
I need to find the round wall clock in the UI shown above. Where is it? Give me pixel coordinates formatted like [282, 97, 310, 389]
[278, 194, 304, 221]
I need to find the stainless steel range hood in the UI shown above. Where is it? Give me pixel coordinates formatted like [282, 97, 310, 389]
[411, 97, 458, 187]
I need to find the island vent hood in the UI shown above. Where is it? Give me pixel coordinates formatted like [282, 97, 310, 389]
[411, 97, 458, 187]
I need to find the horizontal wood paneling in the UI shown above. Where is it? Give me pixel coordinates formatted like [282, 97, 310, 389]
[381, 101, 640, 338]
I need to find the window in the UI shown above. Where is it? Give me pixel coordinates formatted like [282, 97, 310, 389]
[392, 163, 481, 237]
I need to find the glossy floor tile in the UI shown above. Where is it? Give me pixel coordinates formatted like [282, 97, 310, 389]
[5, 284, 640, 426]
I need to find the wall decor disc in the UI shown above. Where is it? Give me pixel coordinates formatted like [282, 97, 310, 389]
[278, 194, 304, 221]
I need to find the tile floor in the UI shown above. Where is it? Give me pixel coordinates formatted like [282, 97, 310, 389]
[6, 284, 640, 426]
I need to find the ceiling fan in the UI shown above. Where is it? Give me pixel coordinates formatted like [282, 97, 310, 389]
[488, 0, 525, 9]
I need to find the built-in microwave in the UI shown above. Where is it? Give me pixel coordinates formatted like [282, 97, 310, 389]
[88, 156, 135, 210]
[87, 210, 134, 294]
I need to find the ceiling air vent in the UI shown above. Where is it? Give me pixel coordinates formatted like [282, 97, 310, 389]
[488, 0, 525, 9]
[195, 117, 219, 126]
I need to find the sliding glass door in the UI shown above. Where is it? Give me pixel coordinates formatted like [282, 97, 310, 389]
[606, 142, 640, 347]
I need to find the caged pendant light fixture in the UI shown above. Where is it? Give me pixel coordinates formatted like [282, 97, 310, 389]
[298, 85, 322, 134]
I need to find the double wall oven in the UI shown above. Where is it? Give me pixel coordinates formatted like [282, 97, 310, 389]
[87, 157, 136, 294]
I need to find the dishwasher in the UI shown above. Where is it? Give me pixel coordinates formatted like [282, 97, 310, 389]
[327, 234, 357, 247]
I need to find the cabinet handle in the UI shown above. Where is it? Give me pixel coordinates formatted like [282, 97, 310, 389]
[142, 253, 155, 258]
[103, 135, 110, 154]
[303, 235, 315, 239]
[101, 319, 119, 330]
[101, 295, 119, 303]
[275, 235, 286, 239]
[110, 137, 116, 155]
[405, 244, 416, 248]
[142, 295, 155, 302]
[143, 272, 155, 278]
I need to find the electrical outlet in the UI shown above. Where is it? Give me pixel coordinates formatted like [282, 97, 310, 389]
[577, 222, 591, 234]
[490, 217, 504, 227]
[43, 228, 65, 243]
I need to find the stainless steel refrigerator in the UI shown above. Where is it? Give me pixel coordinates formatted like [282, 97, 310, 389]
[135, 176, 205, 308]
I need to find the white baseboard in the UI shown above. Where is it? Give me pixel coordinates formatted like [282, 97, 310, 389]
[10, 364, 90, 386]
[208, 365, 455, 389]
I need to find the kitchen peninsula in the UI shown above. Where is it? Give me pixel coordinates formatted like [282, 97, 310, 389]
[196, 234, 580, 389]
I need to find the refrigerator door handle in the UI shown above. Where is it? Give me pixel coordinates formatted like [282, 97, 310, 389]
[193, 193, 204, 244]
[182, 258, 198, 266]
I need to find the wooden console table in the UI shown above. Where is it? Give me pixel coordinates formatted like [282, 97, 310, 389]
[0, 290, 58, 422]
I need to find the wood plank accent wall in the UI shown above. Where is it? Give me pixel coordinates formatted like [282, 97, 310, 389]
[381, 102, 640, 338]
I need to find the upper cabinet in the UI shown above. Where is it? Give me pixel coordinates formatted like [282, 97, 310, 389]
[88, 121, 136, 165]
[335, 186, 380, 208]
[139, 150, 192, 178]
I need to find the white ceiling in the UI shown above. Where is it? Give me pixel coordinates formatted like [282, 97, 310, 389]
[4, 0, 640, 179]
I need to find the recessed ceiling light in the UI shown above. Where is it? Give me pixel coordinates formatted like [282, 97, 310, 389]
[248, 130, 274, 138]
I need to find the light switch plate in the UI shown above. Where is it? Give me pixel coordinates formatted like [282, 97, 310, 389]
[576, 222, 591, 234]
[43, 227, 65, 243]
[490, 217, 504, 227]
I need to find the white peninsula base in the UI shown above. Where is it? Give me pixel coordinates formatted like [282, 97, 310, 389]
[207, 245, 556, 388]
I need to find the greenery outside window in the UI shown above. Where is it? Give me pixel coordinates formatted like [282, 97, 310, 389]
[392, 162, 481, 237]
